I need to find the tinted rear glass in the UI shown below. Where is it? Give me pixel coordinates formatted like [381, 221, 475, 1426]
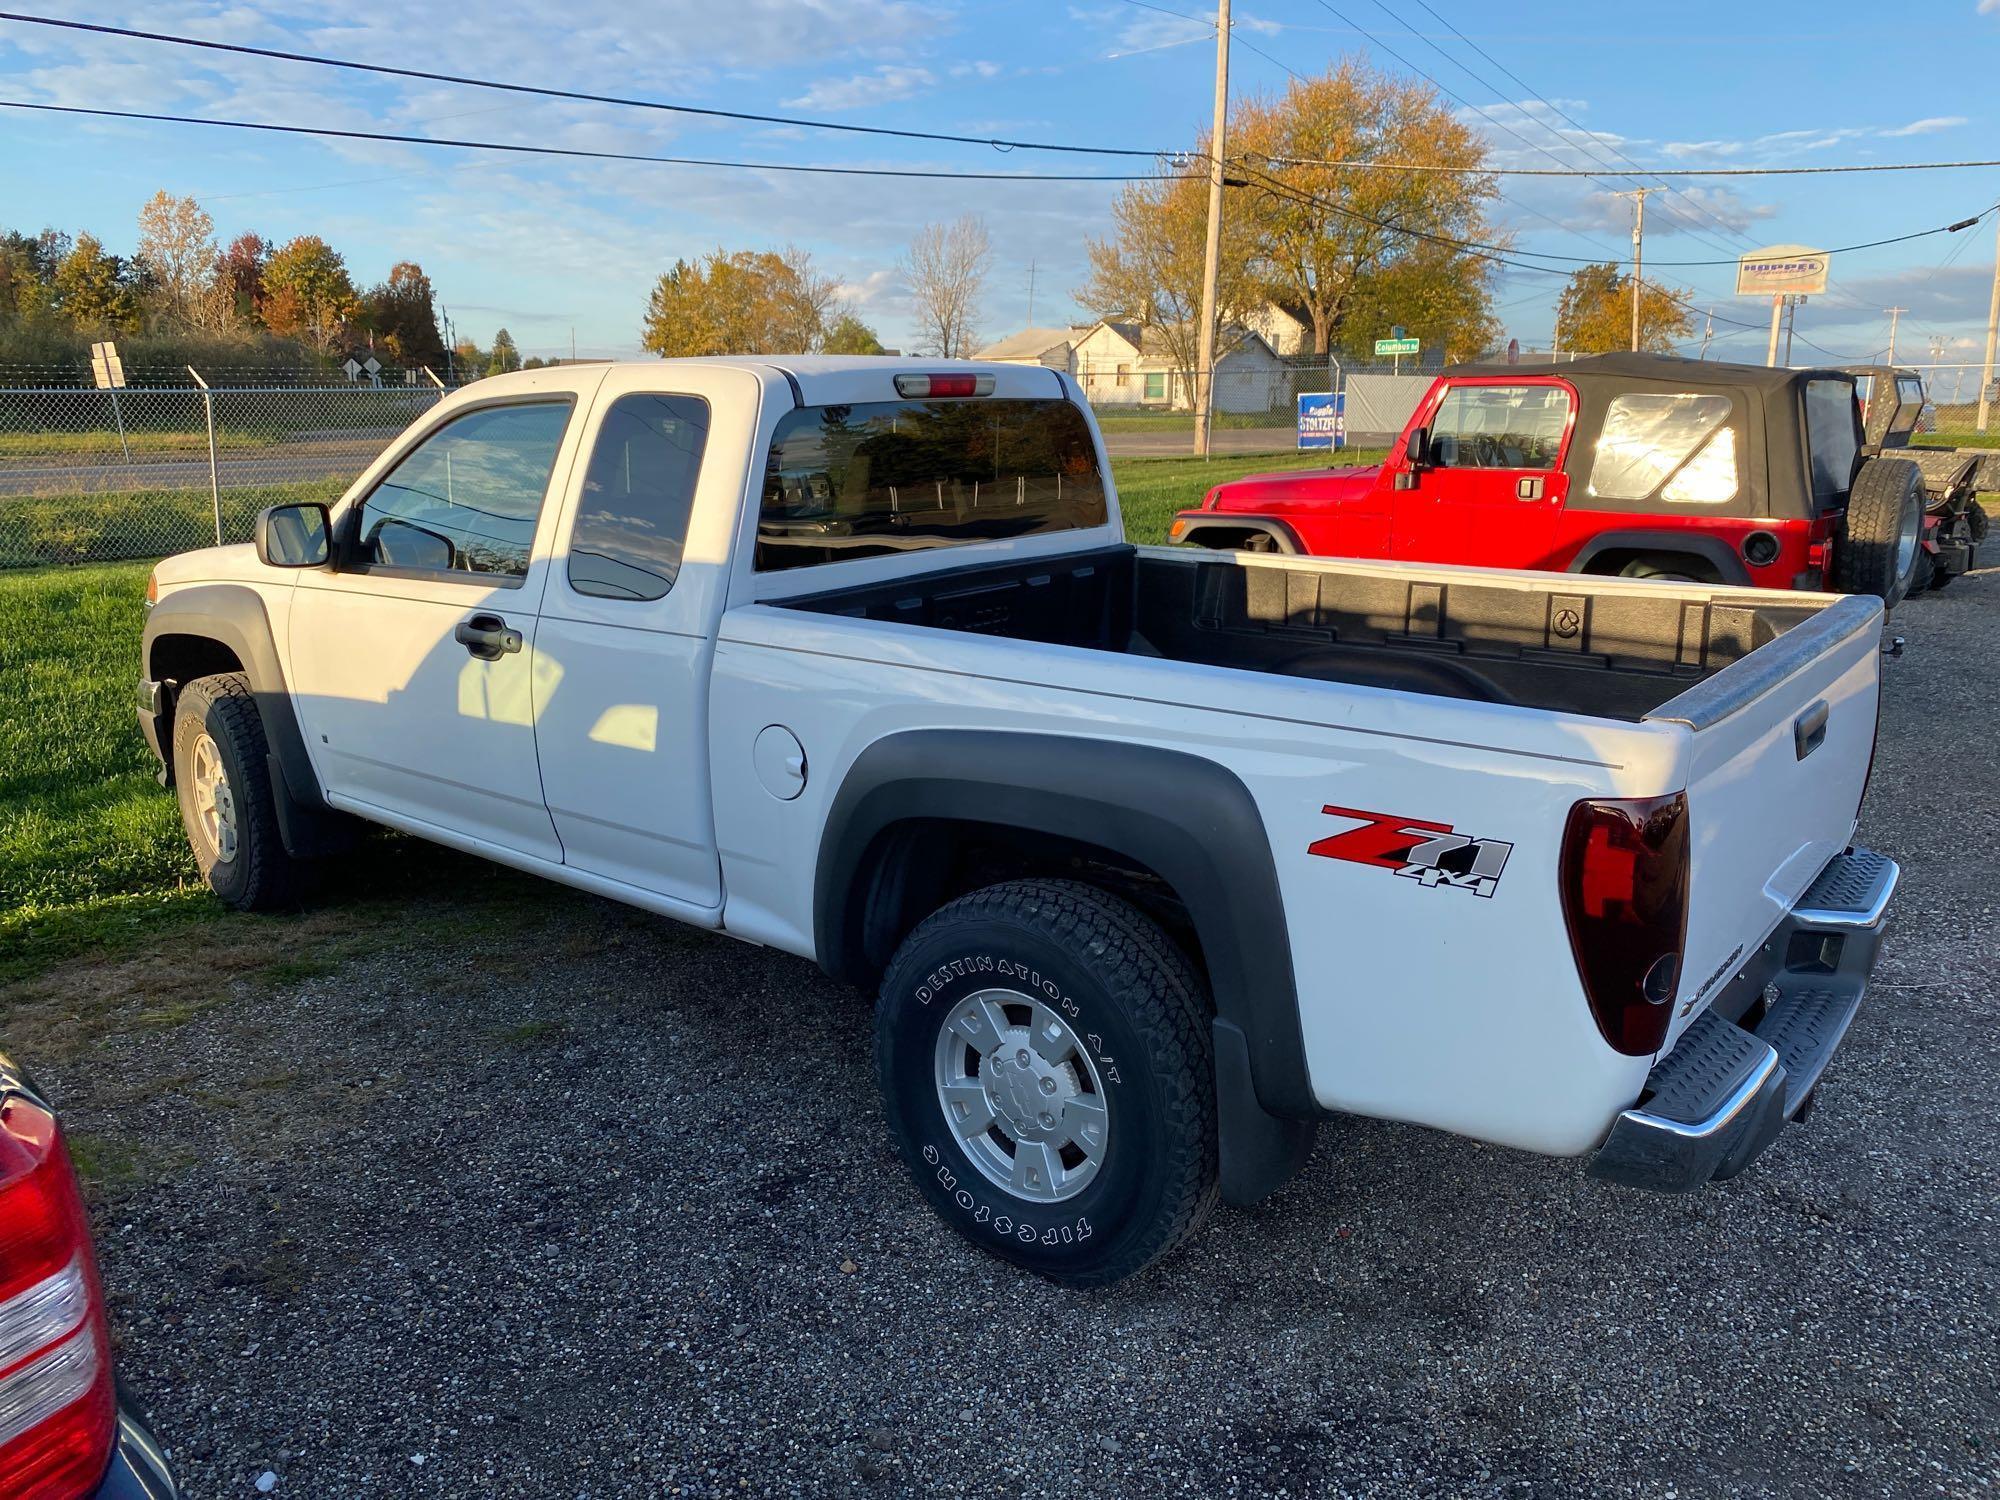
[756, 398, 1107, 571]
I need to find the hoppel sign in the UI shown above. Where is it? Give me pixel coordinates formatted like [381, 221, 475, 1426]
[1734, 246, 1830, 297]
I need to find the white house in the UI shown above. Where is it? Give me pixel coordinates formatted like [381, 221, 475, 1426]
[977, 318, 1290, 414]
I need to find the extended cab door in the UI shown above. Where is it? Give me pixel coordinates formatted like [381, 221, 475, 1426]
[526, 364, 763, 909]
[1390, 378, 1576, 568]
[286, 377, 600, 861]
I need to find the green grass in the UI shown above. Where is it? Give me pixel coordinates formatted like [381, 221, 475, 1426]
[1112, 449, 1383, 544]
[0, 478, 345, 568]
[0, 429, 284, 459]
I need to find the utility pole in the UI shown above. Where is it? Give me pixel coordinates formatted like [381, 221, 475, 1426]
[1979, 211, 2000, 432]
[1883, 306, 1906, 365]
[1613, 188, 1651, 352]
[1782, 296, 1799, 367]
[1699, 308, 1714, 360]
[1192, 0, 1230, 459]
[1026, 259, 1038, 327]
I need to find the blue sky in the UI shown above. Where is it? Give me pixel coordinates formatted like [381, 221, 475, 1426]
[2, 0, 1997, 368]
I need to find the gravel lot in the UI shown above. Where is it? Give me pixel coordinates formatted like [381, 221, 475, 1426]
[11, 564, 1998, 1499]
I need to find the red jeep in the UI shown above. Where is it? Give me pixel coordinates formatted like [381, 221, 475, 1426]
[1172, 352, 1976, 605]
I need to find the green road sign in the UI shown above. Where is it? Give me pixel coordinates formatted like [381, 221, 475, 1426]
[1374, 336, 1421, 356]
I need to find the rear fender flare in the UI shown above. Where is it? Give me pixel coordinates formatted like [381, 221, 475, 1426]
[1171, 515, 1304, 553]
[1566, 529, 1754, 585]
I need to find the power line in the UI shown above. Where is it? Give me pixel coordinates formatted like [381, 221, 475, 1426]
[1244, 151, 2000, 179]
[0, 100, 1189, 181]
[0, 10, 1167, 160]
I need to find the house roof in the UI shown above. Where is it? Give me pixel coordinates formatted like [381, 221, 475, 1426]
[973, 326, 1079, 360]
[1077, 319, 1279, 361]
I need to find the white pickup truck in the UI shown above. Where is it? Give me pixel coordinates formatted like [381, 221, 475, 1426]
[138, 356, 1899, 1284]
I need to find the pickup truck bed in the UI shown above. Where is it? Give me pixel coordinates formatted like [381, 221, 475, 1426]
[786, 542, 1834, 722]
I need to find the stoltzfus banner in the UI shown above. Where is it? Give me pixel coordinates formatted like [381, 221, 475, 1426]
[1735, 246, 1830, 298]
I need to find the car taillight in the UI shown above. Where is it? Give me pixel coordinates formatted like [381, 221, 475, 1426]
[0, 1095, 115, 1500]
[1559, 792, 1690, 1057]
[893, 373, 993, 398]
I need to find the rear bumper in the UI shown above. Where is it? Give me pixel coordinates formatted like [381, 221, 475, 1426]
[91, 1389, 180, 1498]
[1590, 846, 1898, 1193]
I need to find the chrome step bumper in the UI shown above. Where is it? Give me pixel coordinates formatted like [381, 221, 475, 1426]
[1590, 846, 1898, 1193]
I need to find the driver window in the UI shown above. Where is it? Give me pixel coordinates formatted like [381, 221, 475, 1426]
[358, 401, 573, 579]
[1428, 384, 1570, 471]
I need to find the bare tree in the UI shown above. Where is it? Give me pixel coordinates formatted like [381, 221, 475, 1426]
[901, 215, 992, 358]
[135, 190, 230, 332]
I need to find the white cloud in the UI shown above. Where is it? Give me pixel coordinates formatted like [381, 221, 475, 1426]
[784, 65, 938, 112]
[1881, 116, 1967, 137]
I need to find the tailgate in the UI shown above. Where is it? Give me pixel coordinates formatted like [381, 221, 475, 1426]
[1650, 595, 1883, 1050]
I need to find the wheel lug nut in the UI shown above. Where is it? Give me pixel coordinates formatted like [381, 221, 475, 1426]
[1039, 1077, 1057, 1095]
[1016, 1048, 1030, 1064]
[1038, 1111, 1054, 1128]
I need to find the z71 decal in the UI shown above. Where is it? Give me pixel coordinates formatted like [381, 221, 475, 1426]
[1307, 804, 1514, 898]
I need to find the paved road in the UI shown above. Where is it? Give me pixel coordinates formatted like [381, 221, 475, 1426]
[9, 564, 1997, 1498]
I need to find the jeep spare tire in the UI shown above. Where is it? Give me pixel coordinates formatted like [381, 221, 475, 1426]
[1836, 457, 1925, 606]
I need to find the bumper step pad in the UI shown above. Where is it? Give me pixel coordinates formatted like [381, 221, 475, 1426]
[1590, 846, 1895, 1193]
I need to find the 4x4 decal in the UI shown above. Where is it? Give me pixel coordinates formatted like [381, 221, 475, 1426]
[1308, 804, 1513, 898]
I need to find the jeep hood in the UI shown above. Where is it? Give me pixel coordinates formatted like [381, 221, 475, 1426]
[1202, 464, 1382, 514]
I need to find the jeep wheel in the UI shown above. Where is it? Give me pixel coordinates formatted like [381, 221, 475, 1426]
[1836, 457, 1924, 605]
[875, 879, 1217, 1286]
[171, 673, 302, 911]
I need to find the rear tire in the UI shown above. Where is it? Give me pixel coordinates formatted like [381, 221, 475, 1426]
[1617, 555, 1707, 584]
[875, 879, 1218, 1286]
[1835, 458, 1924, 605]
[171, 673, 303, 911]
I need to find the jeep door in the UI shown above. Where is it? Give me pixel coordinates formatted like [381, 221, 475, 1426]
[1389, 378, 1576, 568]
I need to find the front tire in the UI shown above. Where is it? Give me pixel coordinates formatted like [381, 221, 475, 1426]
[171, 673, 303, 911]
[875, 879, 1217, 1285]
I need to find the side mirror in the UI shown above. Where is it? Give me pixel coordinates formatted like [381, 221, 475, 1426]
[1394, 427, 1430, 490]
[255, 503, 332, 568]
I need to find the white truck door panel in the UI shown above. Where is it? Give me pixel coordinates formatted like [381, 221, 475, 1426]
[289, 582, 562, 859]
[286, 389, 597, 863]
[528, 369, 760, 908]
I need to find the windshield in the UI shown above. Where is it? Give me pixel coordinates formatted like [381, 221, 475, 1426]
[756, 398, 1108, 571]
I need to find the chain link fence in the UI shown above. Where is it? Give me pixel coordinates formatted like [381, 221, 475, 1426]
[1, 372, 454, 568]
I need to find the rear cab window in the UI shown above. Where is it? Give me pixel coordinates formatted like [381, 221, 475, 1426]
[755, 398, 1108, 572]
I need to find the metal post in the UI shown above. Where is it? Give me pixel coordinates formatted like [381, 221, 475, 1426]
[1765, 294, 1784, 367]
[1191, 0, 1230, 459]
[106, 387, 130, 462]
[1977, 213, 2000, 432]
[188, 365, 222, 544]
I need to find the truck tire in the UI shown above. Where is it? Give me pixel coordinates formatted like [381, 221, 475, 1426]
[170, 673, 303, 911]
[875, 879, 1218, 1285]
[1836, 458, 1924, 605]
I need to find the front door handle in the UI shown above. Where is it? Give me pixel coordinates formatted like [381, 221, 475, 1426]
[1516, 476, 1545, 500]
[455, 613, 523, 661]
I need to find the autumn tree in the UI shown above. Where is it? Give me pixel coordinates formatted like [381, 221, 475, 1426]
[1077, 152, 1259, 392]
[641, 246, 840, 357]
[217, 233, 269, 324]
[821, 311, 886, 355]
[261, 235, 358, 353]
[135, 190, 229, 332]
[1554, 262, 1693, 353]
[48, 233, 141, 332]
[1230, 61, 1502, 359]
[364, 260, 446, 367]
[0, 229, 57, 321]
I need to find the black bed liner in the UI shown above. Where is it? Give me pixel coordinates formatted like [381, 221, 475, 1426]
[779, 544, 1829, 721]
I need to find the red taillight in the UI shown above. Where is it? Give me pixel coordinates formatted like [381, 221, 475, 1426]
[0, 1096, 115, 1500]
[893, 373, 993, 398]
[1560, 793, 1690, 1057]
